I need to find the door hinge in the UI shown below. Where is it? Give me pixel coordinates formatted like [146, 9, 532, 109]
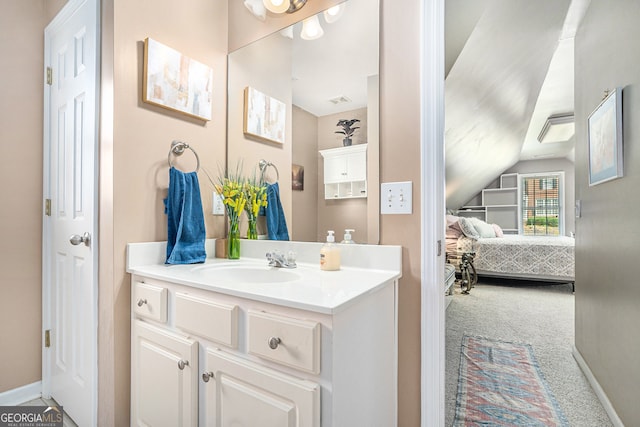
[46, 67, 52, 85]
[45, 199, 51, 216]
[44, 330, 51, 348]
[437, 240, 442, 257]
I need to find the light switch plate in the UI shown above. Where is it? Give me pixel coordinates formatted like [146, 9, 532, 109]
[213, 192, 225, 215]
[381, 181, 412, 214]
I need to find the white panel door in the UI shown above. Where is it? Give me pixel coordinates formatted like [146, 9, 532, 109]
[43, 0, 98, 425]
[132, 321, 199, 427]
[204, 348, 320, 427]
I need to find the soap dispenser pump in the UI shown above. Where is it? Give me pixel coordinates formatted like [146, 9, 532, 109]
[320, 230, 340, 271]
[341, 229, 355, 244]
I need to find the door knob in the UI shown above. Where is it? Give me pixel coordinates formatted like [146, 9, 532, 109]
[202, 371, 214, 382]
[268, 337, 281, 350]
[69, 232, 91, 247]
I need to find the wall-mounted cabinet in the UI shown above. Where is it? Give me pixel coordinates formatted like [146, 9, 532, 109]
[320, 144, 367, 199]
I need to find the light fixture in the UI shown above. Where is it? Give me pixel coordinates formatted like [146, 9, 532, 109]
[300, 15, 324, 40]
[263, 0, 307, 14]
[538, 113, 575, 144]
[244, 0, 266, 21]
[323, 3, 345, 23]
[280, 26, 294, 39]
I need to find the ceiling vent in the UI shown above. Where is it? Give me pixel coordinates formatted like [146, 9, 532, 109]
[328, 95, 351, 105]
[538, 113, 575, 144]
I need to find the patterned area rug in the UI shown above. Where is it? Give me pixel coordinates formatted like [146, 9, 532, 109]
[454, 335, 569, 426]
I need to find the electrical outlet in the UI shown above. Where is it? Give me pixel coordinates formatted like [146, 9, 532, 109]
[380, 181, 413, 214]
[213, 192, 225, 215]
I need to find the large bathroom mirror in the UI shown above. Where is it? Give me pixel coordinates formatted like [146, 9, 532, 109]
[227, 0, 380, 244]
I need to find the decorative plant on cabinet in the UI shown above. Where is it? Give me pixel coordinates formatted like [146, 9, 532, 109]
[335, 119, 360, 146]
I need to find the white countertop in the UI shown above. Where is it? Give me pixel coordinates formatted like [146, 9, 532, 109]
[127, 240, 402, 315]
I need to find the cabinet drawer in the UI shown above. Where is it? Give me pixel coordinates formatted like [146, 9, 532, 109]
[248, 310, 320, 374]
[132, 281, 168, 323]
[175, 293, 238, 348]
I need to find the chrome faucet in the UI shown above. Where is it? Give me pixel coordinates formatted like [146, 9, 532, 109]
[266, 251, 297, 268]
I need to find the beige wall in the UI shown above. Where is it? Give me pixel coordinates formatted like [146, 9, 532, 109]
[0, 0, 66, 394]
[103, 0, 229, 423]
[292, 106, 319, 242]
[379, 0, 422, 425]
[574, 1, 640, 424]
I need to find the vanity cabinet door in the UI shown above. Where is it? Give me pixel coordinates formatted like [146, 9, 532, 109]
[132, 320, 198, 427]
[203, 348, 320, 427]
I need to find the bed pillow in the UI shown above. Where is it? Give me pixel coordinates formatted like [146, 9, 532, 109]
[492, 223, 504, 237]
[445, 214, 463, 239]
[469, 217, 497, 238]
[458, 217, 480, 240]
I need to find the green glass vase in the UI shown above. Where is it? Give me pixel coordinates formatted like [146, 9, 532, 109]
[247, 219, 258, 240]
[228, 221, 240, 259]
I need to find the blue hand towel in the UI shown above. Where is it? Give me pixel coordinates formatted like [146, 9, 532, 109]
[264, 182, 289, 241]
[164, 167, 206, 264]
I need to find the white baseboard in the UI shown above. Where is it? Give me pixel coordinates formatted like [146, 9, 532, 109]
[0, 381, 42, 405]
[572, 346, 624, 427]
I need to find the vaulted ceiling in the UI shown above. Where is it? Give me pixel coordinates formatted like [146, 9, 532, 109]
[445, 0, 590, 209]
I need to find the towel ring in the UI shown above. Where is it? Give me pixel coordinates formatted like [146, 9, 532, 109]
[168, 140, 200, 173]
[259, 159, 280, 183]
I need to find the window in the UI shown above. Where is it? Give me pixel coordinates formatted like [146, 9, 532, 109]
[535, 199, 559, 216]
[520, 173, 563, 236]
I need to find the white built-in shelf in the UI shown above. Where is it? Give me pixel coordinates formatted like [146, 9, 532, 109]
[457, 173, 521, 231]
[482, 188, 517, 206]
[500, 173, 518, 188]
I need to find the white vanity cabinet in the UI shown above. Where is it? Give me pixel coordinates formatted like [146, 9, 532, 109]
[130, 271, 397, 427]
[320, 144, 367, 199]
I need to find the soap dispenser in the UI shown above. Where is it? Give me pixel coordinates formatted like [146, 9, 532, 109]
[320, 230, 341, 271]
[341, 229, 356, 244]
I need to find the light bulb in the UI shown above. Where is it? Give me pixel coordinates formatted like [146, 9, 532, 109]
[323, 3, 344, 23]
[244, 0, 266, 20]
[280, 26, 294, 39]
[263, 0, 290, 14]
[300, 15, 324, 40]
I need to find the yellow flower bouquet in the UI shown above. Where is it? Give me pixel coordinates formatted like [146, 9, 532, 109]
[215, 167, 247, 259]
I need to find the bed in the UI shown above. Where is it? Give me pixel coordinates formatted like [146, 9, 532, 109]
[446, 215, 575, 284]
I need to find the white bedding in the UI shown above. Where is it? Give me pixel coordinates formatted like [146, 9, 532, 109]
[457, 235, 575, 282]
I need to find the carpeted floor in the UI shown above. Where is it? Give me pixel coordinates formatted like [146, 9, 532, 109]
[446, 278, 613, 426]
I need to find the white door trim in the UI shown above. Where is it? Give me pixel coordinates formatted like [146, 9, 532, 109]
[42, 0, 100, 423]
[420, 0, 446, 426]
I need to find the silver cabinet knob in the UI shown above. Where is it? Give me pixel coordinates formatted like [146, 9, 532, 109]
[178, 359, 189, 370]
[137, 299, 147, 307]
[268, 337, 281, 350]
[202, 371, 214, 382]
[69, 232, 91, 247]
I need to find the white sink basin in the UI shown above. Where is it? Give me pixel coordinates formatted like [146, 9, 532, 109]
[192, 263, 301, 284]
